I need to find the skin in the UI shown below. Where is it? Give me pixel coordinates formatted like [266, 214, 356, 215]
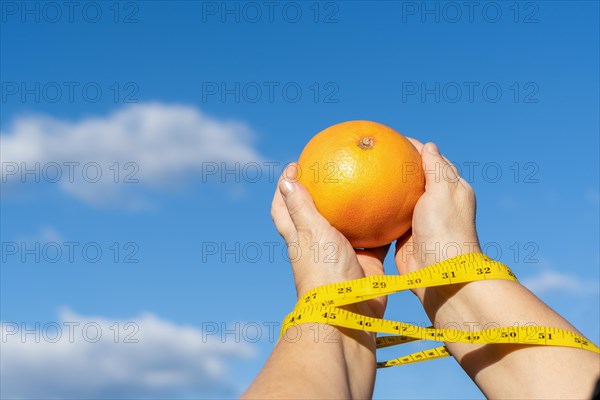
[242, 141, 600, 399]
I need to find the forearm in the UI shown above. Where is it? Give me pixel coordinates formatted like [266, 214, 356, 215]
[420, 279, 600, 399]
[243, 305, 377, 399]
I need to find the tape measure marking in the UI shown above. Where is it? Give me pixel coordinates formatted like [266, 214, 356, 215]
[280, 253, 600, 368]
[296, 253, 515, 310]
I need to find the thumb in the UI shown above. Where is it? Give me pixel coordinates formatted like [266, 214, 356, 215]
[421, 142, 458, 190]
[279, 167, 326, 233]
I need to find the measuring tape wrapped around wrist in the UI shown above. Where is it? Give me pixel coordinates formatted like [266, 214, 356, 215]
[279, 252, 600, 368]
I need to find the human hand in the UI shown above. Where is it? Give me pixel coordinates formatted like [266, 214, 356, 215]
[395, 140, 481, 300]
[246, 163, 390, 399]
[271, 163, 389, 319]
[390, 142, 600, 400]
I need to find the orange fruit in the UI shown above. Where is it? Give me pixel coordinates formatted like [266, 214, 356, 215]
[297, 120, 424, 248]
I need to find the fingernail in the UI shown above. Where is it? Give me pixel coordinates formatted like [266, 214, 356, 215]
[279, 179, 295, 197]
[427, 143, 439, 154]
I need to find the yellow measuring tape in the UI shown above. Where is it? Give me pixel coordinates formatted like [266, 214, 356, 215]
[280, 253, 600, 368]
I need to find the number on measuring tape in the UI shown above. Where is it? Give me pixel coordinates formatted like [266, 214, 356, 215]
[280, 252, 600, 368]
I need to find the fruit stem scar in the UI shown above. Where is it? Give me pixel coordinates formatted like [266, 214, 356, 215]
[358, 136, 375, 150]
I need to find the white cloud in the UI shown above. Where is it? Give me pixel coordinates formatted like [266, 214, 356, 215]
[1, 103, 264, 207]
[521, 270, 599, 295]
[1, 309, 256, 399]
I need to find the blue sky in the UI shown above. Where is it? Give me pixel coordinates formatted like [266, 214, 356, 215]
[1, 1, 599, 398]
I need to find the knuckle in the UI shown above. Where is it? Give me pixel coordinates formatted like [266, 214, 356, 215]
[287, 199, 305, 220]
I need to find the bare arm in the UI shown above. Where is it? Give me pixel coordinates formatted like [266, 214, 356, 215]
[243, 306, 376, 399]
[243, 166, 388, 399]
[420, 279, 599, 399]
[396, 141, 600, 399]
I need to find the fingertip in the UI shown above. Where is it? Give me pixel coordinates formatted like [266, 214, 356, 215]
[278, 178, 295, 198]
[424, 142, 439, 155]
[281, 162, 299, 183]
[277, 173, 323, 229]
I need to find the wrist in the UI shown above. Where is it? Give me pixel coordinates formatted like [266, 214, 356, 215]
[282, 302, 378, 349]
[280, 307, 377, 399]
[420, 278, 524, 327]
[411, 245, 482, 301]
[339, 302, 378, 346]
[338, 302, 378, 399]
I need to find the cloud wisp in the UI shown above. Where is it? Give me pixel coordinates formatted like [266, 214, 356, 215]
[521, 270, 599, 295]
[1, 308, 256, 399]
[1, 103, 264, 207]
